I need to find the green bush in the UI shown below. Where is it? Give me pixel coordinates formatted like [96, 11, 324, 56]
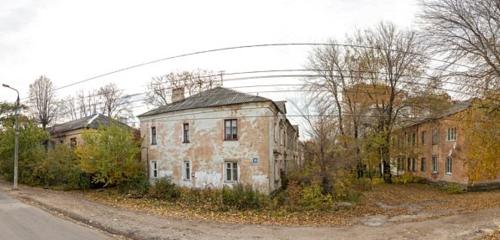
[221, 184, 267, 210]
[119, 173, 149, 197]
[33, 144, 83, 190]
[0, 119, 49, 185]
[299, 183, 334, 210]
[76, 123, 144, 189]
[148, 178, 180, 200]
[442, 182, 465, 194]
[393, 173, 426, 184]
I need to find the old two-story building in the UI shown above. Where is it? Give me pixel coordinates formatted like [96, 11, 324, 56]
[392, 100, 500, 189]
[138, 87, 300, 194]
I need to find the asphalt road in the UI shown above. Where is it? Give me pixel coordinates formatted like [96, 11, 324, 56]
[0, 189, 110, 240]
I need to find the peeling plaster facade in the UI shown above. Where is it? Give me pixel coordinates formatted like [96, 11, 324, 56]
[139, 100, 299, 194]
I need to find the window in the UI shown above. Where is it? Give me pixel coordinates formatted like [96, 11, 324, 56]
[183, 161, 191, 180]
[412, 158, 416, 172]
[183, 123, 190, 143]
[411, 133, 416, 146]
[445, 157, 453, 175]
[421, 158, 426, 172]
[70, 137, 77, 148]
[431, 155, 438, 173]
[432, 128, 439, 145]
[397, 157, 403, 171]
[150, 160, 158, 178]
[224, 119, 238, 140]
[224, 161, 238, 182]
[447, 127, 457, 141]
[421, 131, 426, 145]
[407, 158, 411, 171]
[151, 126, 157, 145]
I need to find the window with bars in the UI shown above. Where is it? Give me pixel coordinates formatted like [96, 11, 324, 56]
[151, 126, 157, 145]
[224, 119, 238, 140]
[183, 123, 190, 143]
[224, 161, 238, 182]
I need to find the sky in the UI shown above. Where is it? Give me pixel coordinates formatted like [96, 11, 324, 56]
[0, 0, 420, 129]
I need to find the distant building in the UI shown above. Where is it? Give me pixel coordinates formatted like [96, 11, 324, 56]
[138, 87, 300, 194]
[392, 100, 500, 190]
[48, 113, 135, 148]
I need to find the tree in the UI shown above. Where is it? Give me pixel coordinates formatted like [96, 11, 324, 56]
[58, 96, 78, 121]
[354, 22, 427, 182]
[76, 90, 100, 118]
[420, 0, 500, 93]
[98, 83, 129, 118]
[460, 97, 500, 184]
[28, 75, 58, 130]
[76, 123, 143, 187]
[0, 118, 48, 184]
[145, 69, 222, 107]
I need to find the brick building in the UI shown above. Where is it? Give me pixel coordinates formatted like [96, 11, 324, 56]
[392, 100, 500, 189]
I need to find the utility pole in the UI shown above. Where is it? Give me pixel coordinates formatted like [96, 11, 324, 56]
[2, 84, 20, 190]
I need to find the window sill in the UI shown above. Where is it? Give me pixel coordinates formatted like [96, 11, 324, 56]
[445, 172, 452, 176]
[183, 179, 191, 181]
[224, 139, 238, 141]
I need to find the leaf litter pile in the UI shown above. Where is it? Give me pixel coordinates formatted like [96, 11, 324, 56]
[84, 183, 500, 227]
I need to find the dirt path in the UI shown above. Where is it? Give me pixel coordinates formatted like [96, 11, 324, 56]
[1, 183, 499, 240]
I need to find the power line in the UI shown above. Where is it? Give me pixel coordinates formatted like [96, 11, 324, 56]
[50, 42, 474, 92]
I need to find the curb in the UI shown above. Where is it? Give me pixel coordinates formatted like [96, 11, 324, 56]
[15, 194, 144, 240]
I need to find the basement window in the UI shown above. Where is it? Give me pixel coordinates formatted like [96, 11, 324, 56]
[224, 161, 238, 182]
[151, 160, 158, 178]
[224, 119, 238, 141]
[70, 138, 77, 148]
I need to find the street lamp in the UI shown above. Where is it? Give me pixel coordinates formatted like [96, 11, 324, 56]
[2, 83, 20, 190]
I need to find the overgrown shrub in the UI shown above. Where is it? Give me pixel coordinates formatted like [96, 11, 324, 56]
[442, 182, 466, 194]
[393, 173, 426, 184]
[119, 173, 149, 197]
[33, 144, 83, 190]
[221, 184, 267, 210]
[299, 182, 334, 210]
[76, 123, 144, 189]
[0, 119, 48, 185]
[148, 178, 180, 200]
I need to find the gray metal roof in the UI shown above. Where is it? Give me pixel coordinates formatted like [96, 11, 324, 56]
[401, 100, 472, 128]
[48, 114, 132, 134]
[138, 87, 283, 117]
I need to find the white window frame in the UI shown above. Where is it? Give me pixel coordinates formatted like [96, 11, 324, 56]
[445, 157, 453, 175]
[151, 160, 158, 178]
[183, 160, 191, 181]
[447, 127, 457, 142]
[224, 161, 238, 182]
[431, 155, 438, 173]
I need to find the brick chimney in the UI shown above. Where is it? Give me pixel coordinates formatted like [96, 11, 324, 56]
[172, 87, 185, 103]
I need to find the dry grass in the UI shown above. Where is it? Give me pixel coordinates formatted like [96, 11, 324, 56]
[84, 183, 500, 227]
